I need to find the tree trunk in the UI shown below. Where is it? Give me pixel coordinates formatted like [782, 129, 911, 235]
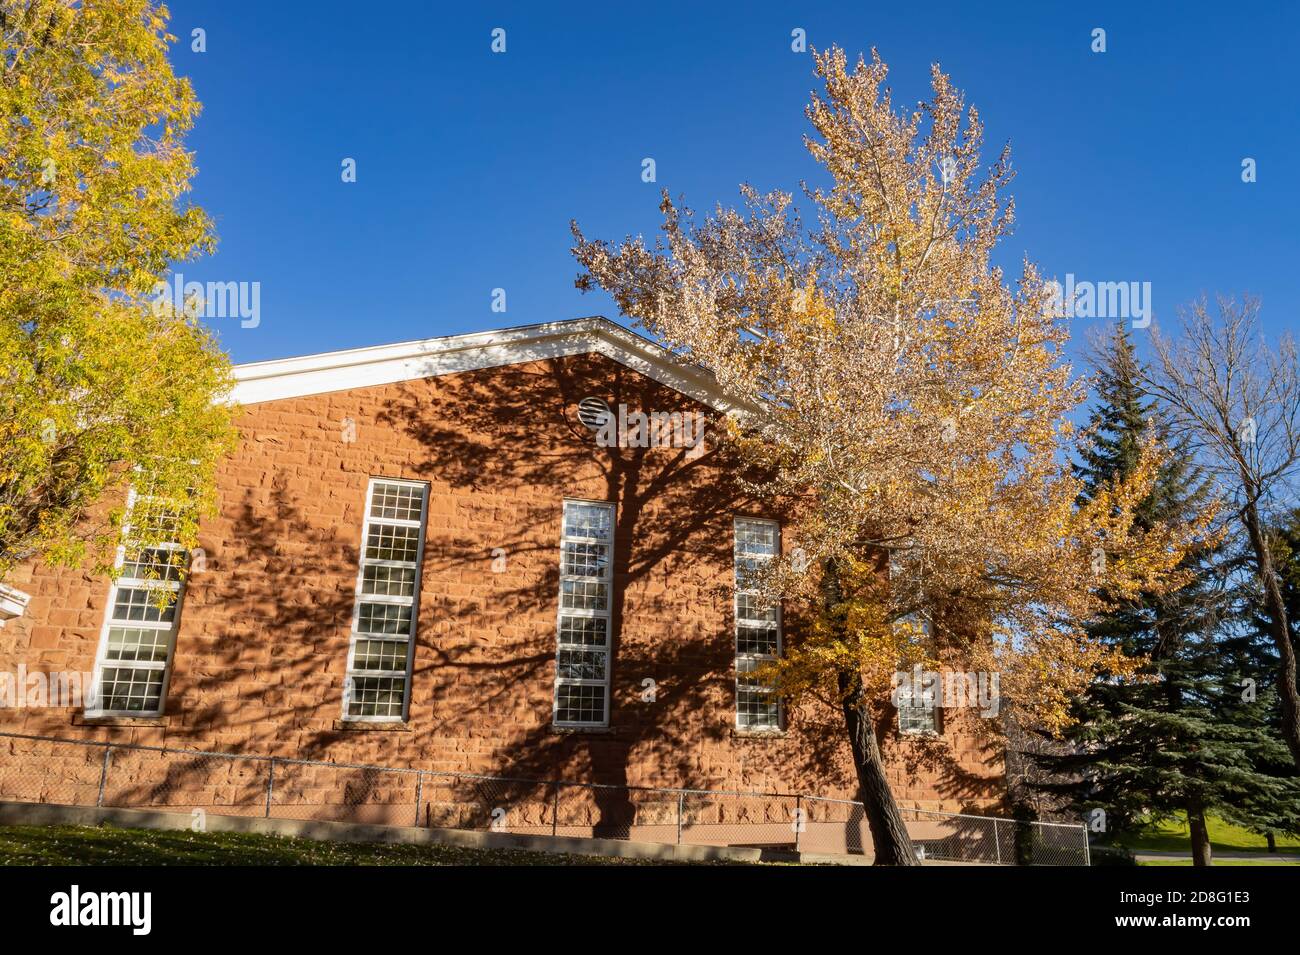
[1188, 806, 1213, 867]
[1242, 497, 1300, 769]
[820, 556, 918, 865]
[839, 669, 920, 865]
[1267, 831, 1277, 853]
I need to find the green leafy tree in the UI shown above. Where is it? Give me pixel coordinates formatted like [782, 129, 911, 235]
[0, 0, 237, 583]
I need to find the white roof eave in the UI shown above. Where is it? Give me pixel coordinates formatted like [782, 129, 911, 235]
[228, 316, 739, 413]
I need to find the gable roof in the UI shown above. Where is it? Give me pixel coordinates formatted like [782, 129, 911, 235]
[230, 316, 736, 411]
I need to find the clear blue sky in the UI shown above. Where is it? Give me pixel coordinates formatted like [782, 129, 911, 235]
[169, 0, 1299, 365]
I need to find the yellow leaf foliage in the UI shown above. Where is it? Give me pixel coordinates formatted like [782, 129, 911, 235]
[573, 47, 1219, 735]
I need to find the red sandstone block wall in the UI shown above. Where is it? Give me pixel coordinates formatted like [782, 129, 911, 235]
[0, 353, 1003, 812]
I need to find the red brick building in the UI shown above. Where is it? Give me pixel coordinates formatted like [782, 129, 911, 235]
[0, 317, 1003, 819]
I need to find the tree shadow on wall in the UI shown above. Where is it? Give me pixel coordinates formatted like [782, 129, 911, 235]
[104, 471, 374, 812]
[149, 350, 991, 836]
[179, 472, 361, 753]
[375, 353, 849, 837]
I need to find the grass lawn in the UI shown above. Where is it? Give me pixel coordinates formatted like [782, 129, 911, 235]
[0, 823, 760, 866]
[1113, 813, 1300, 856]
[1140, 858, 1299, 866]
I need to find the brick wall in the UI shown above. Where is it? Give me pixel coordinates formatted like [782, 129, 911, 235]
[0, 352, 1003, 812]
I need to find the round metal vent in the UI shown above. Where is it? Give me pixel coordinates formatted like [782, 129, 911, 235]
[577, 397, 613, 430]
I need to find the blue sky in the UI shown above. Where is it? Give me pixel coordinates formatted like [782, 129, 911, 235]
[169, 0, 1299, 366]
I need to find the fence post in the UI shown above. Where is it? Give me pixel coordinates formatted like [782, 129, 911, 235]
[413, 771, 424, 828]
[676, 792, 684, 845]
[794, 795, 803, 852]
[551, 783, 560, 837]
[264, 757, 276, 818]
[95, 747, 111, 808]
[994, 818, 1003, 865]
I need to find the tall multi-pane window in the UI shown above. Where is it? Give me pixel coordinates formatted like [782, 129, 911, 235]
[890, 553, 939, 735]
[734, 518, 781, 730]
[88, 489, 190, 716]
[553, 500, 615, 727]
[343, 478, 429, 721]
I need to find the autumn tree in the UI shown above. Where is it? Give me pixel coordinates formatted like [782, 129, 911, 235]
[572, 48, 1209, 864]
[1143, 297, 1300, 769]
[0, 0, 236, 585]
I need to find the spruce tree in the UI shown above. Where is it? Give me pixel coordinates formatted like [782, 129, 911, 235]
[1028, 325, 1299, 865]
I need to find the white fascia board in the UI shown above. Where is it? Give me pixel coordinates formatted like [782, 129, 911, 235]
[229, 317, 738, 412]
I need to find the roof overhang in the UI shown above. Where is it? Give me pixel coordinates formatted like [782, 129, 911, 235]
[229, 316, 737, 412]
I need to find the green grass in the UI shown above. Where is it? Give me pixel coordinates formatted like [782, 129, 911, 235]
[1113, 813, 1300, 855]
[0, 824, 759, 866]
[1139, 858, 1299, 866]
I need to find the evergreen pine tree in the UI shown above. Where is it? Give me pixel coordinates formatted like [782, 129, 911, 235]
[1028, 325, 1299, 865]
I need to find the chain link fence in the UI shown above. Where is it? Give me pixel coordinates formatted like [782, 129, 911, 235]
[795, 799, 1089, 865]
[0, 730, 1088, 864]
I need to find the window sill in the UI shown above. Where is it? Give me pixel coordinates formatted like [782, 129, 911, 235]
[732, 727, 787, 739]
[550, 724, 614, 735]
[333, 720, 412, 732]
[76, 713, 170, 727]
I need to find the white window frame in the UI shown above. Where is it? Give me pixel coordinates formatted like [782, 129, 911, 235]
[889, 552, 939, 735]
[897, 687, 941, 736]
[86, 487, 188, 718]
[342, 477, 429, 723]
[552, 499, 615, 728]
[733, 517, 782, 730]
